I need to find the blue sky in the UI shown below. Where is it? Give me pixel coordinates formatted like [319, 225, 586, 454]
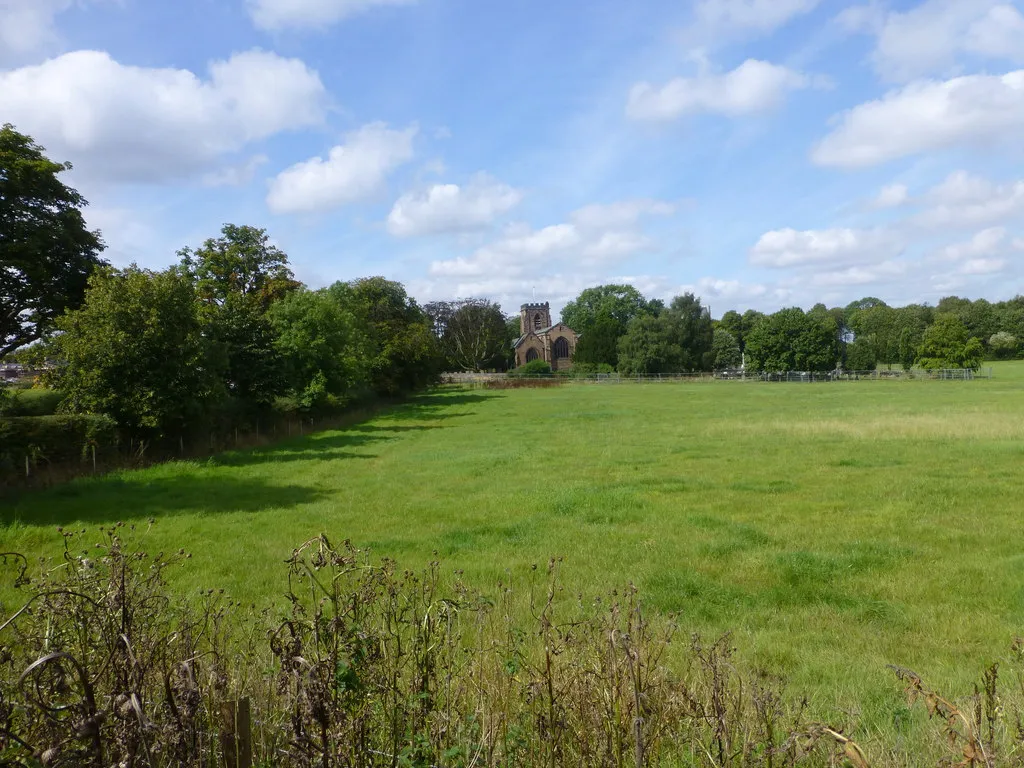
[3, 0, 1024, 317]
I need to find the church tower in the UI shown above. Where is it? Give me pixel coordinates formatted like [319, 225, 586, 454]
[520, 302, 551, 336]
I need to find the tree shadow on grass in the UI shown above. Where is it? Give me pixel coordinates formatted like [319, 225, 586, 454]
[210, 394, 490, 468]
[4, 474, 327, 527]
[380, 390, 502, 422]
[212, 432, 387, 467]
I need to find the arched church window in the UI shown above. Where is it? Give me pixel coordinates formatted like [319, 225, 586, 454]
[526, 348, 539, 362]
[534, 314, 542, 330]
[553, 337, 570, 359]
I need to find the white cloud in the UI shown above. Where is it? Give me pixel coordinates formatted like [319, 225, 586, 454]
[628, 59, 812, 120]
[202, 154, 269, 187]
[680, 277, 774, 301]
[0, 0, 78, 60]
[427, 199, 672, 294]
[267, 123, 416, 214]
[967, 5, 1024, 62]
[248, 0, 415, 30]
[569, 199, 676, 230]
[387, 175, 522, 237]
[939, 227, 1008, 260]
[694, 0, 820, 33]
[915, 171, 1024, 228]
[808, 261, 909, 288]
[0, 49, 325, 183]
[430, 224, 581, 278]
[961, 257, 1007, 274]
[812, 70, 1024, 168]
[872, 183, 909, 208]
[844, 0, 1024, 82]
[750, 227, 903, 268]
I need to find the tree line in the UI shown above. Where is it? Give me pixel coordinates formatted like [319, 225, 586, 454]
[561, 286, 1000, 375]
[1, 123, 1011, 445]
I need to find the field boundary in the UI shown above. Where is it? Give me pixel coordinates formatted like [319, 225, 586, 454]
[444, 367, 992, 385]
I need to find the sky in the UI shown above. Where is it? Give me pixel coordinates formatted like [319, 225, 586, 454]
[3, 0, 1024, 318]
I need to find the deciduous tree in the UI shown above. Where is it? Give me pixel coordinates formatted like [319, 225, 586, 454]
[917, 315, 985, 370]
[49, 267, 221, 437]
[337, 278, 442, 395]
[745, 307, 839, 372]
[425, 299, 509, 371]
[711, 328, 741, 370]
[1, 125, 106, 357]
[270, 288, 370, 409]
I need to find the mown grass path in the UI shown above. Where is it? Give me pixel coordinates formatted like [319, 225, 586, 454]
[5, 365, 1024, 732]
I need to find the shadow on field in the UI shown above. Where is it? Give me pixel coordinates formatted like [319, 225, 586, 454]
[212, 432, 386, 467]
[380, 390, 501, 422]
[5, 475, 326, 527]
[205, 392, 497, 468]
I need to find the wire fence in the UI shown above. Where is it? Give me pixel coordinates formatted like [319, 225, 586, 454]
[443, 368, 993, 385]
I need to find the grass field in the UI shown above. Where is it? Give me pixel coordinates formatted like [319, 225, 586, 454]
[4, 363, 1024, 743]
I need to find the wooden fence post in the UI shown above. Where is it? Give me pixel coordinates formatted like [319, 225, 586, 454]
[219, 698, 252, 768]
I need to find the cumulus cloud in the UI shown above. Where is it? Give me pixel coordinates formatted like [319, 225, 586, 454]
[845, 0, 1024, 82]
[693, 0, 820, 34]
[569, 199, 676, 230]
[939, 227, 1009, 260]
[387, 175, 522, 237]
[248, 0, 416, 30]
[267, 123, 416, 215]
[812, 71, 1024, 167]
[0, 0, 79, 60]
[915, 171, 1024, 228]
[750, 228, 904, 268]
[426, 198, 675, 295]
[807, 261, 909, 288]
[628, 59, 813, 120]
[202, 155, 269, 187]
[872, 183, 909, 208]
[0, 49, 326, 183]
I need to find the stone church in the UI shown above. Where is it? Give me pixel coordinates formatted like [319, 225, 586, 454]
[513, 302, 579, 371]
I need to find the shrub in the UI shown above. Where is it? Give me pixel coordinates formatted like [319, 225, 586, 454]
[484, 377, 565, 389]
[0, 414, 118, 472]
[509, 359, 552, 377]
[569, 362, 616, 376]
[0, 387, 64, 416]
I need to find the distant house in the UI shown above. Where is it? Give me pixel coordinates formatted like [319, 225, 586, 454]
[0, 363, 24, 381]
[512, 302, 579, 371]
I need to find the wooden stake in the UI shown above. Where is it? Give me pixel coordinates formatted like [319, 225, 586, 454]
[219, 698, 252, 768]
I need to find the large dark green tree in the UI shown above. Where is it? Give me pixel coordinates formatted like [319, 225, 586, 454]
[561, 284, 662, 333]
[336, 277, 442, 395]
[178, 225, 298, 405]
[178, 224, 298, 308]
[745, 307, 839, 372]
[711, 328, 741, 370]
[270, 288, 370, 409]
[572, 315, 625, 368]
[1, 125, 106, 357]
[48, 266, 221, 437]
[848, 302, 898, 368]
[617, 293, 713, 374]
[917, 315, 985, 370]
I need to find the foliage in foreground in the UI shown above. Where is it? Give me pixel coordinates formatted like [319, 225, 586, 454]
[0, 528, 881, 768]
[4, 530, 1024, 767]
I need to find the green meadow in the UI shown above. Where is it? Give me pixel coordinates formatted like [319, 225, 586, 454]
[4, 363, 1024, 738]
